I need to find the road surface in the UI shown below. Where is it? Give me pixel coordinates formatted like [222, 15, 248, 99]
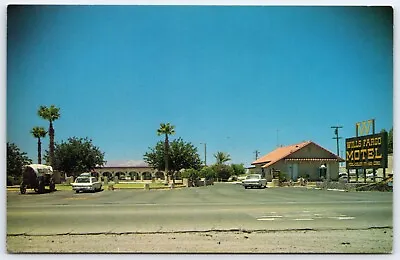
[6, 183, 393, 253]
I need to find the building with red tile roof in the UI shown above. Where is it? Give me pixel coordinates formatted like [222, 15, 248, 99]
[251, 141, 344, 181]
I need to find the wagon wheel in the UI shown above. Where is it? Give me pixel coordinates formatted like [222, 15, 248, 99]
[49, 179, 56, 192]
[20, 183, 26, 194]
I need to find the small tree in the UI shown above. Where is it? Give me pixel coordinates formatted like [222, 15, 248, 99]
[199, 166, 216, 180]
[44, 137, 106, 177]
[7, 142, 32, 185]
[211, 164, 234, 182]
[143, 138, 202, 183]
[231, 163, 246, 176]
[380, 128, 393, 154]
[181, 169, 199, 185]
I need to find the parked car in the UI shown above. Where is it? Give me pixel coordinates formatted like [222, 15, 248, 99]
[242, 174, 267, 189]
[71, 176, 102, 193]
[338, 174, 348, 183]
[79, 172, 99, 178]
[366, 173, 375, 180]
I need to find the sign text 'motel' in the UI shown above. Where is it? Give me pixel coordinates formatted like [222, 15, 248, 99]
[345, 132, 388, 169]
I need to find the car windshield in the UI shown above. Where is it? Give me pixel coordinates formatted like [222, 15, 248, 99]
[76, 177, 90, 183]
[246, 174, 260, 179]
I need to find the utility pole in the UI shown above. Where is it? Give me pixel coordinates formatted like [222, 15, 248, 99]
[200, 143, 207, 166]
[254, 150, 260, 160]
[331, 126, 343, 157]
[341, 149, 344, 166]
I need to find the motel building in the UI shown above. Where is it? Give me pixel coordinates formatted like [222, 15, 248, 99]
[250, 141, 344, 182]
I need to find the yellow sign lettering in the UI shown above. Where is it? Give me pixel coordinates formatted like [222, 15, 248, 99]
[367, 148, 375, 160]
[356, 119, 373, 136]
[346, 150, 354, 161]
[375, 148, 382, 159]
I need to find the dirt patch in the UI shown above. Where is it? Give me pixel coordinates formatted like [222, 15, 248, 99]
[7, 228, 393, 253]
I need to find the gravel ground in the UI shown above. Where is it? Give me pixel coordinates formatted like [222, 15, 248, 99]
[7, 228, 393, 254]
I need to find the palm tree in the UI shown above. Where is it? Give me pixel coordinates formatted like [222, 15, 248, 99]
[38, 105, 60, 166]
[157, 122, 175, 184]
[30, 127, 47, 164]
[214, 151, 231, 165]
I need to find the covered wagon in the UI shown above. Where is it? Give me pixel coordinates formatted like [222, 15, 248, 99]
[20, 164, 56, 194]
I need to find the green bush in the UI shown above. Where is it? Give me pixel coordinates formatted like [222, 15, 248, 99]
[277, 171, 288, 182]
[298, 173, 310, 180]
[211, 164, 234, 181]
[7, 176, 22, 186]
[199, 166, 216, 180]
[181, 169, 199, 183]
[231, 164, 246, 176]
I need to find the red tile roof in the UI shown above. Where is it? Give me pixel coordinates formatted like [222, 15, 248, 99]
[251, 141, 343, 168]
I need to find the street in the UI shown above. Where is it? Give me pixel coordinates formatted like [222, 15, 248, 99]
[6, 183, 393, 253]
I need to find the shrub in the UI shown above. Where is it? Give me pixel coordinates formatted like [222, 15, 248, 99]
[277, 171, 288, 182]
[181, 169, 199, 183]
[211, 164, 234, 181]
[298, 173, 310, 180]
[7, 176, 21, 186]
[199, 166, 216, 180]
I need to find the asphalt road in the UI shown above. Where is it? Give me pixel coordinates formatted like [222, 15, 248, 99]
[7, 183, 393, 236]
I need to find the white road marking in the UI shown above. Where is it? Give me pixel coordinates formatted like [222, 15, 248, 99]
[294, 218, 314, 221]
[257, 218, 275, 221]
[328, 216, 355, 220]
[337, 217, 355, 220]
[261, 216, 283, 218]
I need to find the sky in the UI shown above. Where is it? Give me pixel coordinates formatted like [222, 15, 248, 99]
[6, 5, 393, 167]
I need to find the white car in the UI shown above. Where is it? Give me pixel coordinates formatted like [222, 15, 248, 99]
[242, 174, 267, 189]
[72, 176, 102, 193]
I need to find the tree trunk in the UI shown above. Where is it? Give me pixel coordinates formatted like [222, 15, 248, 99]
[37, 138, 42, 164]
[164, 134, 169, 184]
[49, 121, 55, 167]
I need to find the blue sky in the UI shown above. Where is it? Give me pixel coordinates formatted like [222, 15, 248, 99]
[7, 5, 393, 167]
